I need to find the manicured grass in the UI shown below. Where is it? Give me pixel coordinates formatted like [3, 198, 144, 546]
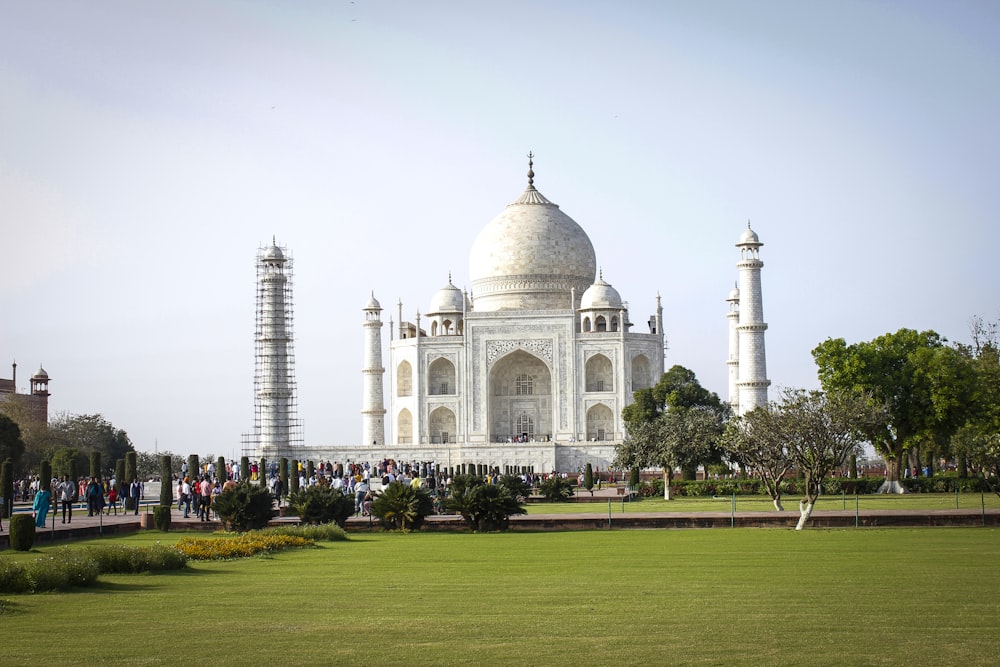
[527, 492, 1000, 514]
[1, 528, 998, 665]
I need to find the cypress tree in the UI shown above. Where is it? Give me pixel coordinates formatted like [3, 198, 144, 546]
[217, 456, 227, 483]
[240, 456, 250, 483]
[159, 455, 173, 506]
[187, 455, 199, 481]
[279, 457, 289, 499]
[125, 452, 138, 509]
[69, 459, 79, 500]
[259, 457, 267, 488]
[90, 451, 102, 480]
[40, 460, 52, 493]
[290, 459, 300, 494]
[584, 463, 594, 496]
[306, 460, 315, 481]
[1, 459, 12, 518]
[116, 458, 127, 509]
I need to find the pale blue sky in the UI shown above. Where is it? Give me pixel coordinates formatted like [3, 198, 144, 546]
[2, 1, 997, 457]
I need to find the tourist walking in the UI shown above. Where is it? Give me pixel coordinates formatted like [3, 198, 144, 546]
[130, 478, 142, 515]
[181, 477, 192, 518]
[106, 485, 119, 515]
[198, 476, 212, 521]
[85, 477, 103, 516]
[33, 484, 51, 527]
[57, 475, 75, 524]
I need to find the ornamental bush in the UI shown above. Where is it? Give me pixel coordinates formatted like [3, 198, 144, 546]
[370, 481, 434, 531]
[153, 505, 172, 531]
[85, 544, 187, 573]
[288, 484, 354, 528]
[445, 475, 525, 532]
[9, 514, 35, 551]
[213, 481, 275, 532]
[538, 475, 575, 502]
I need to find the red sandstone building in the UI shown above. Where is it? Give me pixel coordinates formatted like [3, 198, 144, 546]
[0, 361, 51, 425]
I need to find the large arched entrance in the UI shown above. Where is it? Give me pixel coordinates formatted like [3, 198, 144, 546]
[488, 350, 552, 443]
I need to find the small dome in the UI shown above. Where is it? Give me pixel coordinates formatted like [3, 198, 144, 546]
[365, 293, 381, 310]
[737, 223, 761, 246]
[727, 287, 740, 302]
[32, 366, 48, 380]
[263, 244, 284, 261]
[580, 273, 623, 310]
[428, 279, 465, 314]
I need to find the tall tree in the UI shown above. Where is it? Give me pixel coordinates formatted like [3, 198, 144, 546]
[721, 406, 793, 511]
[779, 389, 883, 529]
[951, 316, 1000, 495]
[46, 414, 134, 473]
[620, 365, 729, 483]
[812, 329, 973, 492]
[0, 414, 25, 465]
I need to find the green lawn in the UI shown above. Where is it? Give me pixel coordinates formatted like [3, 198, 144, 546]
[2, 528, 998, 665]
[527, 491, 1000, 514]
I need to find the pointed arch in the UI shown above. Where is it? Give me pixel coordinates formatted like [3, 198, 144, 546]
[397, 408, 413, 444]
[631, 354, 652, 391]
[397, 360, 413, 397]
[429, 406, 456, 444]
[429, 357, 456, 395]
[586, 403, 614, 441]
[585, 353, 613, 392]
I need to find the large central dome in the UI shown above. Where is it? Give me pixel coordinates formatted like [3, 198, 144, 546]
[469, 162, 596, 312]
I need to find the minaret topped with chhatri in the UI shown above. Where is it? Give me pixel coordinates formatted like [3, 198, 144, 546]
[732, 222, 770, 414]
[362, 293, 386, 446]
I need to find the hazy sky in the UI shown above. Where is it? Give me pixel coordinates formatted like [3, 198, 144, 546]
[2, 1, 997, 458]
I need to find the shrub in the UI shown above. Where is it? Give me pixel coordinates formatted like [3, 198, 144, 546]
[445, 475, 525, 532]
[262, 524, 348, 542]
[153, 506, 172, 531]
[370, 481, 434, 531]
[497, 474, 531, 501]
[85, 544, 187, 573]
[213, 481, 275, 532]
[174, 533, 311, 560]
[9, 514, 35, 551]
[538, 475, 575, 502]
[89, 451, 101, 480]
[584, 463, 594, 495]
[288, 484, 354, 528]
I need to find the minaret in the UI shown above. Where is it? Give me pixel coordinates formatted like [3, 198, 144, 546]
[362, 293, 386, 447]
[725, 283, 740, 413]
[253, 239, 301, 459]
[735, 222, 770, 414]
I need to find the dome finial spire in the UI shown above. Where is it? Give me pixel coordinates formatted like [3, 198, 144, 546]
[526, 151, 535, 188]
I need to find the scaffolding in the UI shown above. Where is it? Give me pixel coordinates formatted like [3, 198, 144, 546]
[243, 240, 303, 461]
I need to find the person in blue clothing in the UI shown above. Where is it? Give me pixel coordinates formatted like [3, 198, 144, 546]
[33, 484, 51, 527]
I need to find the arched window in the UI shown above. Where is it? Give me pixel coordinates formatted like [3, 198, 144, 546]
[397, 361, 412, 397]
[397, 409, 413, 444]
[515, 373, 533, 396]
[515, 413, 534, 439]
[595, 316, 607, 332]
[428, 357, 456, 395]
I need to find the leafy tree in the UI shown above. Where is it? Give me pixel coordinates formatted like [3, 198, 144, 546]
[615, 406, 725, 498]
[370, 481, 434, 531]
[288, 484, 354, 528]
[813, 329, 975, 492]
[0, 414, 25, 466]
[778, 389, 883, 529]
[47, 414, 133, 475]
[721, 406, 793, 511]
[620, 366, 729, 483]
[51, 447, 88, 480]
[950, 317, 1000, 495]
[214, 482, 275, 532]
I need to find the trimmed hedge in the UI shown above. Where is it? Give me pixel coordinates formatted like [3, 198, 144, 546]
[153, 505, 172, 531]
[0, 545, 186, 594]
[9, 514, 35, 551]
[636, 475, 989, 498]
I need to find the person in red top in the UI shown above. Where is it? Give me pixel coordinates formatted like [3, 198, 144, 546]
[198, 476, 212, 521]
[106, 486, 119, 515]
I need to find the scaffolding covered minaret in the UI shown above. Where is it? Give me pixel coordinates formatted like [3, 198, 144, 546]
[245, 238, 302, 460]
